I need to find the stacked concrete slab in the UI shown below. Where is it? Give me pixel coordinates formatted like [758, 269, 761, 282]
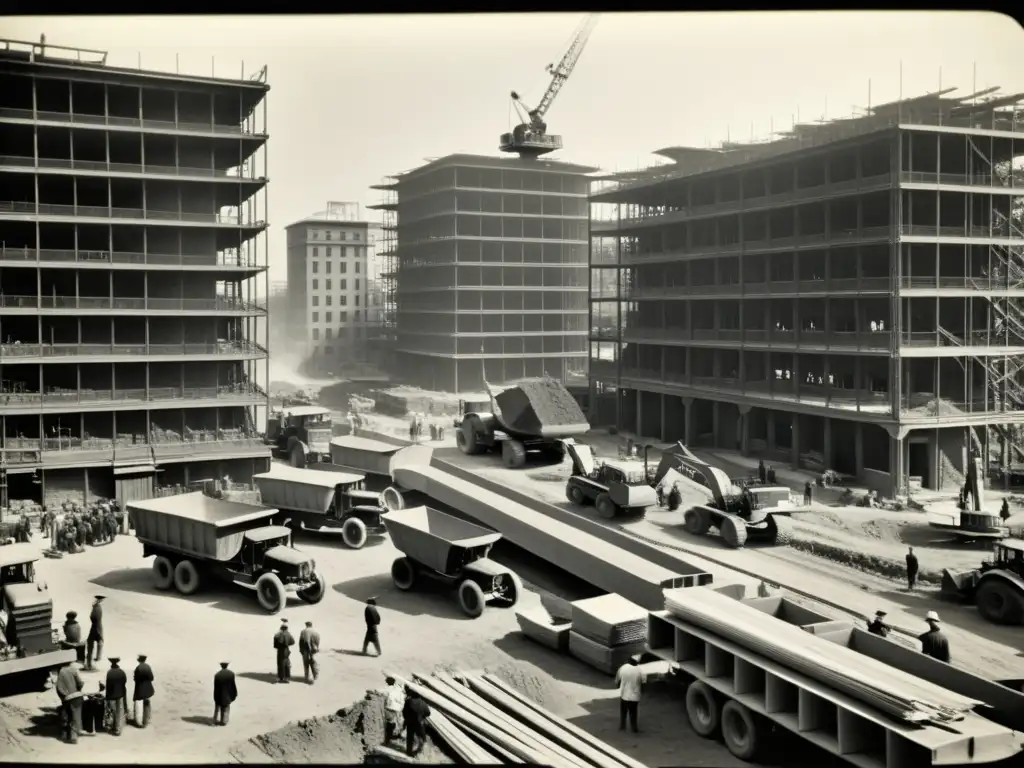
[568, 594, 648, 675]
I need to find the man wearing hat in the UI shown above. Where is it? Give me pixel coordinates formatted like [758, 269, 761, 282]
[362, 597, 382, 656]
[401, 685, 431, 757]
[298, 620, 321, 685]
[213, 662, 238, 726]
[54, 662, 85, 744]
[85, 595, 105, 671]
[132, 654, 155, 728]
[867, 610, 891, 637]
[273, 619, 296, 683]
[919, 611, 950, 662]
[104, 657, 128, 736]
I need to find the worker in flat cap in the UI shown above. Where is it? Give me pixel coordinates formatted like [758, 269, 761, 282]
[132, 654, 155, 728]
[104, 656, 128, 736]
[85, 595, 105, 671]
[298, 620, 321, 685]
[867, 610, 891, 638]
[362, 597, 382, 657]
[54, 662, 85, 743]
[273, 618, 296, 683]
[213, 662, 237, 726]
[919, 610, 950, 662]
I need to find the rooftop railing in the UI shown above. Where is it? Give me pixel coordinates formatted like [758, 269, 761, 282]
[0, 246, 263, 269]
[0, 384, 267, 409]
[0, 154, 266, 180]
[0, 107, 266, 137]
[0, 341, 267, 359]
[0, 294, 266, 312]
[0, 200, 265, 227]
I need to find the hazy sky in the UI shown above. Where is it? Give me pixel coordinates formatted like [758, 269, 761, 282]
[3, 12, 1023, 282]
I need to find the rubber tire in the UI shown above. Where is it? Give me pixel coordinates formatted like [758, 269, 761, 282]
[381, 486, 404, 511]
[567, 483, 587, 506]
[173, 560, 202, 595]
[153, 556, 174, 590]
[769, 514, 794, 546]
[460, 419, 480, 455]
[455, 428, 468, 452]
[976, 579, 1024, 625]
[502, 440, 527, 469]
[720, 516, 748, 549]
[495, 571, 523, 608]
[457, 579, 486, 619]
[342, 517, 368, 549]
[298, 570, 326, 604]
[684, 508, 711, 536]
[595, 493, 617, 519]
[256, 572, 287, 614]
[721, 700, 761, 761]
[391, 557, 417, 591]
[686, 681, 720, 737]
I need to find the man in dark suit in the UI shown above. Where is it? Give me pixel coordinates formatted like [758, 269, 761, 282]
[104, 657, 128, 736]
[213, 662, 238, 726]
[132, 654, 155, 728]
[298, 621, 321, 685]
[273, 619, 295, 683]
[362, 597, 382, 656]
[85, 595, 105, 671]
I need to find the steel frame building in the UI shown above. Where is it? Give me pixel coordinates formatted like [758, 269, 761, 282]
[589, 88, 1023, 497]
[371, 154, 596, 393]
[0, 38, 271, 508]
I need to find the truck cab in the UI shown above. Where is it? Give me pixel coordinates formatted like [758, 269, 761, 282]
[240, 526, 317, 584]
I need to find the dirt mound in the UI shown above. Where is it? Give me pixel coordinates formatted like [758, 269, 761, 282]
[0, 703, 34, 756]
[495, 378, 587, 435]
[484, 663, 565, 711]
[246, 690, 450, 764]
[794, 510, 909, 545]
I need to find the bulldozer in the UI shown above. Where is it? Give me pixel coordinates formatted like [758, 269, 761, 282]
[564, 442, 658, 518]
[941, 538, 1024, 625]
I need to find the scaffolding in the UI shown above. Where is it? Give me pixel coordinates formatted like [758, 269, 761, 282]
[369, 177, 400, 369]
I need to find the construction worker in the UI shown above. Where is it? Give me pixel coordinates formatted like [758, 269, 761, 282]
[803, 481, 813, 506]
[919, 611, 951, 662]
[667, 483, 682, 512]
[104, 657, 128, 736]
[905, 547, 919, 592]
[867, 610, 891, 637]
[85, 595, 105, 671]
[363, 597, 382, 656]
[1001, 497, 1012, 521]
[55, 663, 85, 744]
[213, 662, 237, 726]
[298, 621, 321, 684]
[757, 459, 767, 484]
[273, 619, 295, 683]
[614, 656, 645, 734]
[132, 654, 155, 728]
[383, 676, 406, 744]
[402, 686, 431, 757]
[655, 484, 665, 508]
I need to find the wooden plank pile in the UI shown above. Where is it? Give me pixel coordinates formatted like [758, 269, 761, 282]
[391, 671, 647, 768]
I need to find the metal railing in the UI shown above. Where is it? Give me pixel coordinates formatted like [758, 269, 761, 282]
[0, 294, 266, 312]
[0, 200, 265, 227]
[899, 276, 1024, 290]
[0, 107, 266, 137]
[899, 171, 1015, 188]
[900, 330, 1024, 347]
[0, 246, 263, 269]
[0, 384, 266, 409]
[0, 155, 266, 180]
[0, 341, 267, 359]
[619, 327, 892, 349]
[900, 224, 1024, 240]
[624, 277, 890, 298]
[0, 436, 267, 466]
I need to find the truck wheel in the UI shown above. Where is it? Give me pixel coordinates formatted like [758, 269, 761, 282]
[298, 570, 326, 604]
[457, 579, 486, 618]
[460, 419, 480, 455]
[720, 516, 748, 549]
[595, 493, 617, 519]
[976, 580, 1024, 625]
[173, 560, 202, 595]
[381, 486, 405, 511]
[502, 439, 527, 469]
[152, 556, 174, 590]
[342, 518, 368, 549]
[768, 514, 794, 546]
[391, 557, 417, 591]
[455, 427, 469, 452]
[256, 573, 287, 614]
[721, 700, 761, 761]
[494, 571, 523, 607]
[684, 508, 711, 536]
[566, 483, 587, 505]
[686, 680, 720, 737]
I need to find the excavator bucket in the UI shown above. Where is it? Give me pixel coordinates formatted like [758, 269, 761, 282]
[487, 378, 589, 439]
[564, 441, 596, 477]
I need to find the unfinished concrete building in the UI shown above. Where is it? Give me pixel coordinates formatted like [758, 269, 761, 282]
[370, 154, 596, 393]
[590, 88, 1023, 497]
[0, 37, 270, 507]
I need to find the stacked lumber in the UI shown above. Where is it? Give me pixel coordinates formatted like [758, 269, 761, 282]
[516, 607, 572, 652]
[392, 671, 647, 768]
[664, 587, 982, 723]
[568, 595, 648, 675]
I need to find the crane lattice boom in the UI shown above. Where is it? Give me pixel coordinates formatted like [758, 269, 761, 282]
[528, 14, 599, 126]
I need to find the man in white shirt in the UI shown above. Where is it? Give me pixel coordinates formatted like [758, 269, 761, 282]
[614, 656, 645, 733]
[383, 676, 406, 744]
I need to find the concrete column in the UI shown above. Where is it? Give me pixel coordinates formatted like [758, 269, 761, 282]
[767, 411, 777, 454]
[712, 401, 720, 448]
[891, 435, 905, 497]
[823, 417, 832, 469]
[683, 397, 696, 446]
[636, 391, 643, 438]
[739, 404, 751, 455]
[660, 393, 667, 442]
[854, 422, 864, 478]
[791, 415, 801, 468]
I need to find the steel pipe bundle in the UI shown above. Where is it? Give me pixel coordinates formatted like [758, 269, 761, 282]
[664, 588, 983, 723]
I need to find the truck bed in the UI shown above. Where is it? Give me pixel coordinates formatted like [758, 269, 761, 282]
[254, 465, 363, 515]
[129, 492, 277, 527]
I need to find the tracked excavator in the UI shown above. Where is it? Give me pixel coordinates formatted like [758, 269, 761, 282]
[652, 442, 797, 548]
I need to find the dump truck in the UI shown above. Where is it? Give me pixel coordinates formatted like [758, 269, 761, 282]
[385, 505, 523, 619]
[940, 538, 1024, 625]
[455, 378, 589, 468]
[128, 492, 325, 614]
[266, 404, 334, 467]
[0, 543, 77, 691]
[564, 442, 658, 518]
[253, 465, 405, 549]
[652, 442, 796, 548]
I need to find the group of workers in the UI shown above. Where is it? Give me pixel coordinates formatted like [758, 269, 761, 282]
[866, 608, 951, 662]
[38, 501, 125, 553]
[383, 676, 432, 756]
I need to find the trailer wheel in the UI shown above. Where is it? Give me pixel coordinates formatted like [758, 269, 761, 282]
[595, 493, 617, 519]
[502, 439, 527, 469]
[767, 514, 794, 546]
[173, 560, 202, 596]
[976, 579, 1024, 625]
[256, 573, 287, 614]
[457, 579, 486, 618]
[685, 681, 720, 737]
[391, 557, 417, 591]
[720, 516, 748, 549]
[152, 556, 174, 590]
[298, 570, 326, 605]
[341, 518, 368, 549]
[566, 483, 587, 506]
[493, 571, 523, 608]
[721, 700, 761, 761]
[684, 508, 711, 536]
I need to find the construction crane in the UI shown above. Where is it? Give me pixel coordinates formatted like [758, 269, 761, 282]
[499, 14, 599, 158]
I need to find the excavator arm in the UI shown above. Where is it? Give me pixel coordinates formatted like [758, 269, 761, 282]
[652, 442, 733, 507]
